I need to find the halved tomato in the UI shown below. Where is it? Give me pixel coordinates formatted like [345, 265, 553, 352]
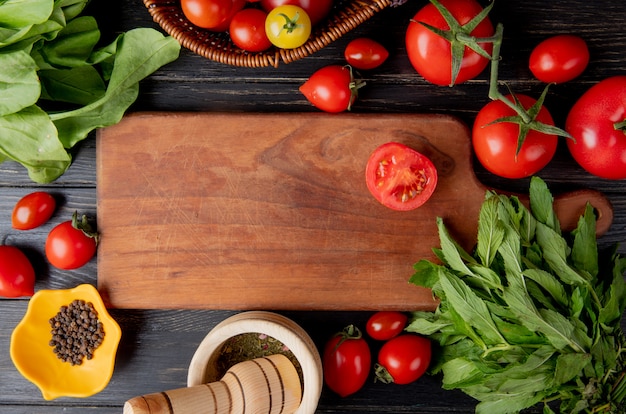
[365, 142, 438, 211]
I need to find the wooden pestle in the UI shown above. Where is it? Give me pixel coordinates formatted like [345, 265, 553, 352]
[124, 354, 302, 414]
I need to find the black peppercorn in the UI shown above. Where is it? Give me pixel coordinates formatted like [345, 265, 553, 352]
[49, 299, 105, 365]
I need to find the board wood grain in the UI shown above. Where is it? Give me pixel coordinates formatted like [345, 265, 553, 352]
[96, 112, 612, 310]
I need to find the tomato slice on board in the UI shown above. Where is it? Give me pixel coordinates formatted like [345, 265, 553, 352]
[365, 142, 438, 211]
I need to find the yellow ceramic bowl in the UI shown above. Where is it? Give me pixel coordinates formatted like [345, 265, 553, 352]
[10, 284, 122, 400]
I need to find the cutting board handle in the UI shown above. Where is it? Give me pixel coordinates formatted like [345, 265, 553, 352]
[519, 188, 613, 236]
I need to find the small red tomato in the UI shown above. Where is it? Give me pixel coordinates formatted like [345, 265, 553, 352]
[12, 191, 56, 230]
[0, 246, 35, 298]
[344, 38, 389, 70]
[180, 0, 234, 29]
[230, 8, 272, 52]
[365, 142, 438, 211]
[529, 35, 589, 84]
[46, 212, 98, 270]
[299, 65, 363, 113]
[472, 94, 558, 179]
[376, 334, 431, 385]
[366, 311, 408, 341]
[259, 0, 333, 26]
[566, 76, 626, 179]
[323, 325, 371, 397]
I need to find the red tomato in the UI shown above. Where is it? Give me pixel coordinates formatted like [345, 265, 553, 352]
[229, 8, 272, 52]
[376, 334, 431, 385]
[259, 0, 333, 26]
[366, 311, 408, 341]
[46, 212, 98, 270]
[565, 76, 626, 179]
[344, 38, 389, 70]
[12, 191, 56, 230]
[181, 0, 234, 29]
[299, 65, 362, 113]
[472, 94, 558, 179]
[405, 0, 494, 86]
[208, 0, 246, 32]
[365, 142, 438, 211]
[0, 246, 35, 298]
[323, 325, 371, 397]
[529, 35, 589, 84]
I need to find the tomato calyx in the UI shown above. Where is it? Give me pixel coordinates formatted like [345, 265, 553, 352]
[332, 324, 363, 352]
[276, 11, 305, 35]
[71, 211, 99, 245]
[345, 65, 366, 111]
[415, 0, 500, 86]
[373, 362, 395, 384]
[615, 120, 626, 132]
[482, 85, 570, 156]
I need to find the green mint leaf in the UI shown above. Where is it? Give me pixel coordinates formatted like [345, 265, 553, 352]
[477, 195, 505, 267]
[529, 176, 560, 233]
[571, 203, 599, 278]
[436, 216, 478, 276]
[523, 268, 569, 309]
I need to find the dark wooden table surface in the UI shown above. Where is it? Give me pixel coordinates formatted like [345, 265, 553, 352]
[1, 1, 625, 412]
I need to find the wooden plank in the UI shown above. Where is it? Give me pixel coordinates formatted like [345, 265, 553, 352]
[96, 112, 612, 310]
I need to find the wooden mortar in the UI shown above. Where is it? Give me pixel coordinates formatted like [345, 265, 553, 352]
[187, 311, 323, 414]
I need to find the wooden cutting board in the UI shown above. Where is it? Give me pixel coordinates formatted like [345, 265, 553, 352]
[96, 112, 613, 310]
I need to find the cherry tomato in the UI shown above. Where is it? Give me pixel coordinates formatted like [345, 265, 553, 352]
[230, 8, 272, 52]
[0, 245, 35, 298]
[265, 5, 311, 49]
[375, 334, 431, 385]
[565, 76, 626, 179]
[208, 0, 246, 32]
[259, 0, 333, 26]
[366, 311, 408, 341]
[299, 65, 363, 113]
[46, 212, 98, 270]
[12, 191, 56, 230]
[529, 35, 589, 84]
[405, 0, 494, 86]
[323, 325, 371, 397]
[344, 38, 389, 70]
[365, 142, 438, 211]
[472, 94, 558, 179]
[180, 0, 234, 29]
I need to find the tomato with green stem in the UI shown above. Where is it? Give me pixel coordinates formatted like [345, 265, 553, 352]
[299, 65, 364, 113]
[405, 0, 496, 86]
[529, 35, 589, 84]
[0, 246, 35, 298]
[472, 93, 559, 179]
[375, 334, 431, 385]
[565, 76, 626, 179]
[46, 212, 99, 270]
[323, 325, 371, 397]
[265, 5, 311, 49]
[365, 142, 438, 211]
[12, 191, 56, 230]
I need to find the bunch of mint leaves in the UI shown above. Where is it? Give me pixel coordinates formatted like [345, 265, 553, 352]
[0, 0, 180, 183]
[409, 177, 626, 414]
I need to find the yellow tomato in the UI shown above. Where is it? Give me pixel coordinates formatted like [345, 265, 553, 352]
[265, 5, 311, 49]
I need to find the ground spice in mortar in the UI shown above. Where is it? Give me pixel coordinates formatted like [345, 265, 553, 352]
[49, 299, 105, 365]
[216, 333, 303, 387]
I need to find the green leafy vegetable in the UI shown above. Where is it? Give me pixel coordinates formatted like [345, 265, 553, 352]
[408, 177, 626, 413]
[0, 0, 181, 182]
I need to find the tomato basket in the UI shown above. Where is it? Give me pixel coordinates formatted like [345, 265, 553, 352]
[143, 0, 403, 68]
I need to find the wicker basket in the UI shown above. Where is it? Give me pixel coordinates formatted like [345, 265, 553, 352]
[143, 0, 398, 68]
